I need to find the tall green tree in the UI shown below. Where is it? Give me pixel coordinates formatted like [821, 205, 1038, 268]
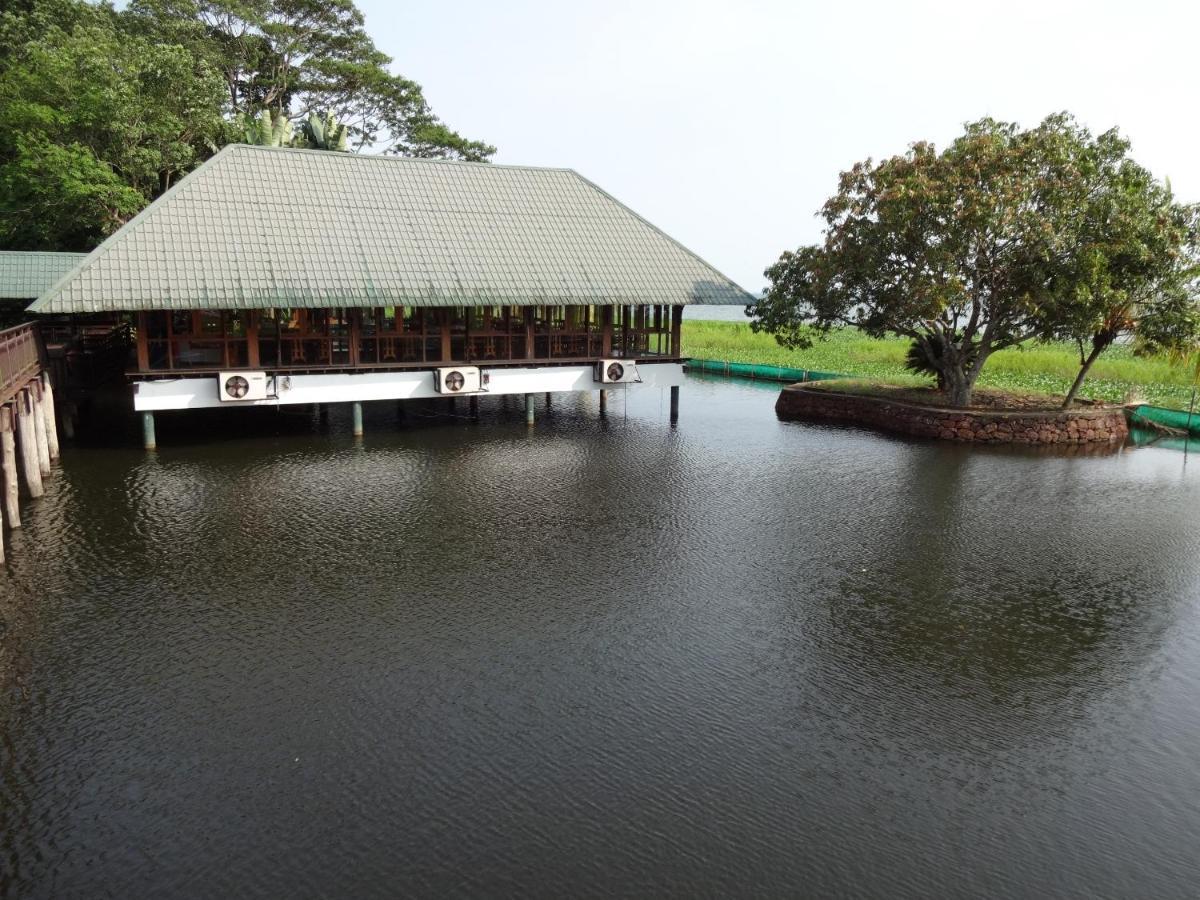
[0, 0, 494, 251]
[752, 114, 1200, 407]
[0, 0, 230, 249]
[126, 0, 494, 159]
[1033, 126, 1199, 406]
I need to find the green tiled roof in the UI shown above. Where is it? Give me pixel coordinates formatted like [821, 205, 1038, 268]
[0, 251, 86, 300]
[29, 145, 753, 314]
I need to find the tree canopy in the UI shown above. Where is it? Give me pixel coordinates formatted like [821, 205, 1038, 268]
[0, 0, 494, 251]
[751, 114, 1199, 407]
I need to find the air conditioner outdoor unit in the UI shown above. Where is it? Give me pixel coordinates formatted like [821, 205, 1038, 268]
[594, 359, 641, 384]
[218, 371, 269, 402]
[433, 366, 483, 394]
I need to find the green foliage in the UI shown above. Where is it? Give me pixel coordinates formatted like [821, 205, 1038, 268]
[0, 0, 230, 249]
[1031, 121, 1200, 404]
[239, 109, 294, 147]
[0, 0, 494, 250]
[752, 113, 1200, 407]
[126, 0, 494, 160]
[297, 112, 348, 151]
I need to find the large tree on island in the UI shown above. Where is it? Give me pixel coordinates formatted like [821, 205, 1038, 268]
[751, 114, 1198, 408]
[1034, 126, 1199, 407]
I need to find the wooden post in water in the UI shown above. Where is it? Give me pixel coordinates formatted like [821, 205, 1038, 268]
[16, 391, 43, 498]
[1, 406, 19, 530]
[142, 412, 156, 450]
[525, 393, 535, 427]
[670, 385, 680, 423]
[599, 389, 608, 416]
[469, 395, 479, 419]
[30, 383, 51, 478]
[40, 373, 60, 461]
[60, 399, 76, 440]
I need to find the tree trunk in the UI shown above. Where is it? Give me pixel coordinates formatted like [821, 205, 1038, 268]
[945, 373, 973, 407]
[937, 351, 983, 407]
[1063, 342, 1107, 408]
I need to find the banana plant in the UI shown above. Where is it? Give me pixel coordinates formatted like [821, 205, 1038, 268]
[297, 112, 348, 152]
[239, 110, 294, 147]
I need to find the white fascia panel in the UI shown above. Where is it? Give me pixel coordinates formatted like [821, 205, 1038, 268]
[133, 363, 684, 411]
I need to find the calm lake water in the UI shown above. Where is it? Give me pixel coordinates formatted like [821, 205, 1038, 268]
[2, 376, 1200, 898]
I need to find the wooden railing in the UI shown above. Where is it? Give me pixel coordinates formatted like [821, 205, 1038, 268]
[0, 323, 42, 406]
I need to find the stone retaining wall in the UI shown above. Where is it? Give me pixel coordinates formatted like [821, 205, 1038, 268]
[775, 385, 1129, 445]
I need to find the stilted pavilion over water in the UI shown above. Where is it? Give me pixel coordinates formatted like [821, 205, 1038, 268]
[28, 145, 752, 440]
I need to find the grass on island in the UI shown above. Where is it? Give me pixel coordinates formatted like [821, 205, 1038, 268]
[680, 320, 1198, 410]
[796, 379, 1084, 411]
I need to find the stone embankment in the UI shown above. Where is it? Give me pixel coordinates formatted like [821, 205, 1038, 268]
[775, 385, 1129, 445]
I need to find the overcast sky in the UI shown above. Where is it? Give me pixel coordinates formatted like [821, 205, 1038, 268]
[362, 0, 1199, 294]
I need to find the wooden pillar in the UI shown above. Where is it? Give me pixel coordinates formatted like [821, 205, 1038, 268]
[469, 395, 479, 418]
[142, 411, 157, 450]
[602, 306, 613, 357]
[348, 309, 361, 367]
[524, 307, 536, 360]
[246, 311, 260, 368]
[440, 309, 452, 362]
[525, 393, 535, 427]
[599, 389, 608, 416]
[16, 391, 43, 498]
[670, 385, 680, 423]
[2, 406, 20, 529]
[40, 373, 60, 461]
[30, 383, 51, 477]
[671, 305, 683, 357]
[136, 312, 151, 372]
[351, 402, 363, 437]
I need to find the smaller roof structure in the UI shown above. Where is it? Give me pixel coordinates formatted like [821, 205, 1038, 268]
[0, 251, 86, 300]
[29, 145, 755, 314]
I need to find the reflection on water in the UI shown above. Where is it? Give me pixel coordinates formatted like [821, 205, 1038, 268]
[2, 379, 1200, 898]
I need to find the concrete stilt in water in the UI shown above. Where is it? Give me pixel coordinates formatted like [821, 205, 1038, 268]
[545, 392, 552, 407]
[670, 385, 680, 423]
[40, 373, 60, 460]
[30, 384, 51, 478]
[599, 389, 608, 416]
[142, 411, 157, 450]
[469, 395, 479, 419]
[351, 402, 364, 437]
[525, 393, 535, 426]
[1, 407, 19, 530]
[16, 391, 43, 498]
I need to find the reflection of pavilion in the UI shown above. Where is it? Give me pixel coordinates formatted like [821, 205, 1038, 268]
[29, 145, 753, 444]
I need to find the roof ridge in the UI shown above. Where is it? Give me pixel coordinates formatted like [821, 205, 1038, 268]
[224, 143, 577, 174]
[0, 250, 87, 257]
